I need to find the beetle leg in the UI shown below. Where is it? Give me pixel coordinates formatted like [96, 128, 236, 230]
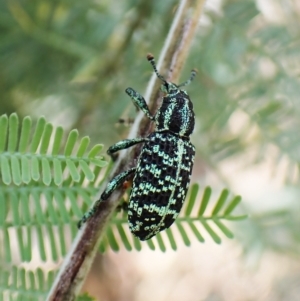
[101, 168, 136, 200]
[107, 137, 148, 160]
[77, 168, 136, 228]
[125, 88, 154, 121]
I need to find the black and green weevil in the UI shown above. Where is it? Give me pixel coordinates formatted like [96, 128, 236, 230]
[78, 54, 196, 241]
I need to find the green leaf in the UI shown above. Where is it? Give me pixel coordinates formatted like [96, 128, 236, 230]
[20, 191, 31, 224]
[188, 222, 204, 243]
[23, 227, 32, 262]
[198, 186, 211, 216]
[156, 232, 166, 252]
[116, 224, 132, 251]
[52, 126, 64, 156]
[66, 159, 80, 182]
[0, 267, 52, 299]
[88, 144, 103, 158]
[176, 222, 190, 246]
[133, 236, 142, 251]
[64, 129, 78, 157]
[79, 160, 94, 181]
[1, 114, 107, 190]
[54, 190, 70, 223]
[185, 183, 199, 216]
[165, 228, 177, 250]
[93, 185, 246, 252]
[224, 195, 242, 215]
[45, 192, 59, 224]
[1, 156, 11, 185]
[223, 215, 248, 221]
[18, 116, 31, 153]
[11, 191, 20, 226]
[53, 158, 63, 185]
[89, 158, 107, 167]
[11, 155, 22, 185]
[21, 156, 31, 184]
[213, 219, 234, 239]
[212, 189, 229, 215]
[30, 117, 46, 153]
[17, 227, 26, 261]
[99, 237, 108, 253]
[77, 136, 90, 157]
[0, 190, 7, 224]
[47, 224, 58, 261]
[40, 123, 53, 155]
[106, 226, 119, 251]
[8, 113, 18, 152]
[146, 237, 156, 250]
[4, 229, 11, 262]
[201, 220, 221, 244]
[0, 108, 247, 259]
[32, 191, 45, 224]
[66, 190, 82, 218]
[42, 157, 52, 185]
[0, 114, 8, 152]
[31, 156, 40, 181]
[58, 225, 67, 256]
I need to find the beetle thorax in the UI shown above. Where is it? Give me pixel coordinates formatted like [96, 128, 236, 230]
[155, 86, 195, 137]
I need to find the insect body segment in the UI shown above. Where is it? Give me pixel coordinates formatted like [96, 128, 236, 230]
[128, 131, 195, 240]
[78, 54, 196, 240]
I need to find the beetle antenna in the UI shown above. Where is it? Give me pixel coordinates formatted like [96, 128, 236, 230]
[178, 69, 197, 87]
[147, 53, 166, 83]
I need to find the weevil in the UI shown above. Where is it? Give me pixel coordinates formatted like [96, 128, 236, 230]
[78, 54, 196, 240]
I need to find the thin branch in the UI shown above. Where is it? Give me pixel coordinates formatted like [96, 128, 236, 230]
[46, 1, 206, 300]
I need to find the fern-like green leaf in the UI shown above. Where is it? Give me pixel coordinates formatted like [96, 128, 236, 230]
[0, 113, 108, 262]
[156, 232, 167, 252]
[184, 183, 199, 216]
[0, 114, 247, 257]
[0, 113, 107, 186]
[0, 115, 8, 152]
[0, 183, 99, 262]
[116, 223, 132, 251]
[212, 189, 229, 215]
[165, 228, 177, 250]
[0, 266, 54, 301]
[146, 236, 156, 250]
[198, 186, 212, 215]
[98, 184, 247, 252]
[223, 195, 242, 215]
[106, 225, 119, 251]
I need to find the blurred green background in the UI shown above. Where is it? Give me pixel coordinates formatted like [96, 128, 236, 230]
[1, 0, 300, 300]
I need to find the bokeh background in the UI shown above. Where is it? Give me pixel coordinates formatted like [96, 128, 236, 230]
[1, 0, 300, 300]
